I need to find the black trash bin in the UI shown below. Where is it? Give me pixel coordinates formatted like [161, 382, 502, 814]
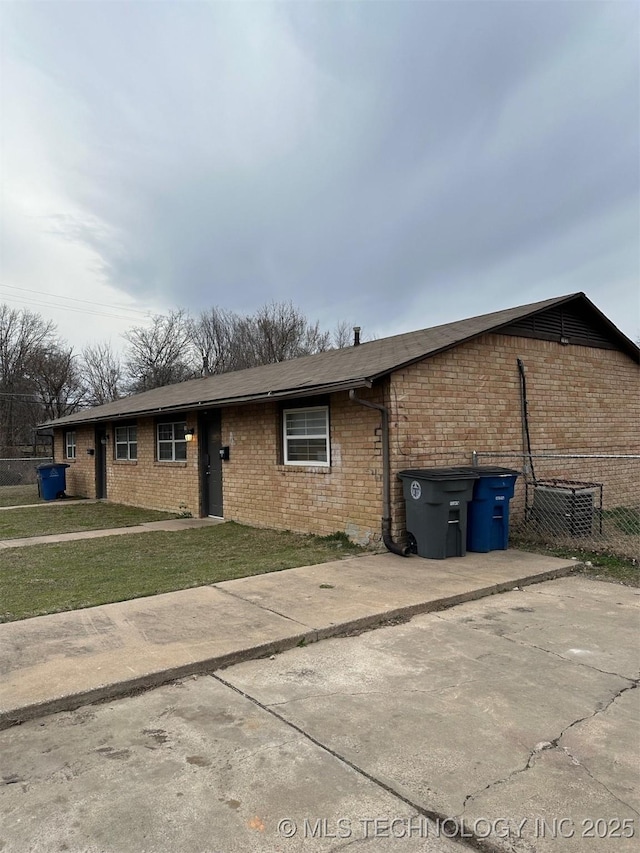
[37, 463, 70, 501]
[466, 467, 519, 552]
[398, 468, 479, 559]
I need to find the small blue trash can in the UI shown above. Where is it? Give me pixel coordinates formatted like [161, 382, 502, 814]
[37, 463, 70, 501]
[466, 467, 519, 552]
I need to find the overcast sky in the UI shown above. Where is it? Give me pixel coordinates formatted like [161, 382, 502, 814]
[1, 0, 638, 351]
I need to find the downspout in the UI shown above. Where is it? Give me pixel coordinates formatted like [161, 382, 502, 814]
[517, 359, 536, 483]
[349, 389, 411, 556]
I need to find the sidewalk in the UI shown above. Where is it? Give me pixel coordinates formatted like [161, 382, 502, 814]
[0, 516, 223, 548]
[0, 548, 576, 729]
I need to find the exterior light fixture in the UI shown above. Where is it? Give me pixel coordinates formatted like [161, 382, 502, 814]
[185, 428, 196, 442]
[560, 336, 570, 346]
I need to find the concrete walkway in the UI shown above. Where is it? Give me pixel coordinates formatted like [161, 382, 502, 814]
[0, 499, 99, 511]
[0, 548, 576, 729]
[0, 516, 223, 549]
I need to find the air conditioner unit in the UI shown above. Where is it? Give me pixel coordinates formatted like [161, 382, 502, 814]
[531, 482, 596, 537]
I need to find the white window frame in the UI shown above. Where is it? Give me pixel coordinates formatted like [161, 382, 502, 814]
[65, 430, 76, 460]
[283, 406, 330, 467]
[156, 421, 187, 462]
[115, 424, 137, 460]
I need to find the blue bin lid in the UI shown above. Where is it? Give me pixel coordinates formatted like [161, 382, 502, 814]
[469, 466, 519, 477]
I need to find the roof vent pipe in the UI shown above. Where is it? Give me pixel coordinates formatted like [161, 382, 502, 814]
[349, 389, 410, 557]
[353, 327, 361, 346]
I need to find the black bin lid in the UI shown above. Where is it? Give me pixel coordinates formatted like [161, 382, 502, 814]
[37, 462, 70, 470]
[398, 467, 480, 481]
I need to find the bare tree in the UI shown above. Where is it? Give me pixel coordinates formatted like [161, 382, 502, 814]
[0, 305, 56, 451]
[120, 301, 370, 391]
[188, 301, 333, 375]
[190, 307, 240, 376]
[28, 345, 84, 422]
[81, 342, 122, 405]
[332, 320, 354, 349]
[248, 301, 331, 365]
[123, 310, 195, 393]
[331, 321, 373, 348]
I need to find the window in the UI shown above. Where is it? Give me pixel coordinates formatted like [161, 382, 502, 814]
[157, 421, 187, 461]
[283, 406, 330, 466]
[115, 425, 137, 460]
[65, 430, 76, 460]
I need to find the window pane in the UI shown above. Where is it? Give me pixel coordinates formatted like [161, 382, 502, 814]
[285, 412, 307, 434]
[128, 426, 137, 442]
[174, 441, 187, 461]
[158, 424, 173, 440]
[173, 422, 186, 440]
[305, 413, 327, 431]
[66, 432, 76, 458]
[116, 444, 127, 460]
[158, 442, 173, 460]
[285, 410, 327, 437]
[129, 442, 137, 460]
[287, 438, 327, 462]
[115, 427, 126, 442]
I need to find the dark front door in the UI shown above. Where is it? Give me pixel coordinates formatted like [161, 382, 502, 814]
[95, 427, 107, 499]
[200, 412, 223, 517]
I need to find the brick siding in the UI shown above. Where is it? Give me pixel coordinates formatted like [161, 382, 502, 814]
[54, 414, 200, 515]
[222, 390, 383, 543]
[388, 333, 639, 537]
[54, 333, 638, 543]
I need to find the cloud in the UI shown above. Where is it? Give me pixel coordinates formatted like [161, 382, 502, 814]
[1, 0, 638, 348]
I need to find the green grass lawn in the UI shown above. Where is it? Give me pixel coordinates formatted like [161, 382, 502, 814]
[0, 523, 364, 622]
[512, 538, 639, 587]
[0, 502, 178, 539]
[0, 484, 42, 507]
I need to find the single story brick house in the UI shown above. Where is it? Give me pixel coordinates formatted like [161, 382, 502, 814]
[43, 293, 639, 549]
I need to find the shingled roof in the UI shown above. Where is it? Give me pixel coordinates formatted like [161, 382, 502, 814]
[43, 292, 637, 428]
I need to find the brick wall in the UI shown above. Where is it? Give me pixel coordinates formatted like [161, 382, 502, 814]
[221, 389, 384, 543]
[54, 425, 96, 498]
[105, 415, 200, 514]
[54, 334, 638, 543]
[388, 333, 639, 536]
[54, 414, 201, 514]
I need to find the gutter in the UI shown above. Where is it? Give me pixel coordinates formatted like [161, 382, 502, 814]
[349, 389, 410, 557]
[38, 379, 374, 430]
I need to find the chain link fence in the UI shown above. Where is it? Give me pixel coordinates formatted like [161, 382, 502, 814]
[0, 457, 53, 505]
[473, 452, 640, 560]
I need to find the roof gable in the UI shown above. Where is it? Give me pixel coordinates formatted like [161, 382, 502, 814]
[499, 299, 629, 352]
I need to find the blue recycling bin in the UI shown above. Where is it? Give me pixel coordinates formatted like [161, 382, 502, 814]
[466, 467, 519, 552]
[37, 462, 70, 501]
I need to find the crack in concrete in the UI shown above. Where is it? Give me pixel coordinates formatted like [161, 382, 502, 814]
[460, 682, 639, 816]
[232, 734, 303, 767]
[556, 743, 639, 816]
[212, 585, 313, 630]
[212, 672, 503, 853]
[492, 632, 637, 681]
[433, 611, 638, 681]
[328, 833, 380, 851]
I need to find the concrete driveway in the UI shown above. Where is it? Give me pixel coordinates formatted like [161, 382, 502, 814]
[1, 576, 638, 853]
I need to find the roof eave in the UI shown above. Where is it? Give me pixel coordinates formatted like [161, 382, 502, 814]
[39, 377, 374, 430]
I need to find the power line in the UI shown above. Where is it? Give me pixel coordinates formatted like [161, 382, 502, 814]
[0, 293, 150, 323]
[0, 391, 43, 400]
[0, 283, 150, 316]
